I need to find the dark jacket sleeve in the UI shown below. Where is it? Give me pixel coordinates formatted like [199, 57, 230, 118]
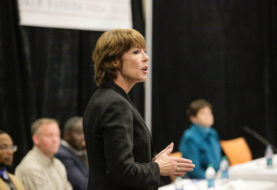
[101, 99, 160, 189]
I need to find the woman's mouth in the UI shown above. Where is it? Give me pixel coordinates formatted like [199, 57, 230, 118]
[142, 66, 148, 73]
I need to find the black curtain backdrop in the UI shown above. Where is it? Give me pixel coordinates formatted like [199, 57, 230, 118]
[0, 0, 145, 172]
[0, 0, 29, 171]
[152, 0, 277, 163]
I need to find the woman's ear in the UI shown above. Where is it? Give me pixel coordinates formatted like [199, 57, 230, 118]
[112, 59, 121, 69]
[190, 116, 197, 123]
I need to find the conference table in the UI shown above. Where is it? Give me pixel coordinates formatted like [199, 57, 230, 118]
[229, 154, 277, 182]
[159, 154, 277, 190]
[158, 179, 276, 190]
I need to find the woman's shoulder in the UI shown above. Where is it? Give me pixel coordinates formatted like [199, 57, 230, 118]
[185, 126, 196, 135]
[183, 126, 202, 141]
[93, 88, 127, 104]
[87, 88, 130, 115]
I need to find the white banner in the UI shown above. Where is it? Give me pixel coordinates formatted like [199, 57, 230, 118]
[18, 0, 132, 31]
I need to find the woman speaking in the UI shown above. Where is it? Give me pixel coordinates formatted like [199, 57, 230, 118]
[83, 29, 194, 190]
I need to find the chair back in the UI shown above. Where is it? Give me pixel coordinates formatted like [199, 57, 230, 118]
[220, 137, 252, 166]
[169, 151, 183, 182]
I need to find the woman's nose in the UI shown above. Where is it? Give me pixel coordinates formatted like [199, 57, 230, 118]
[143, 52, 149, 62]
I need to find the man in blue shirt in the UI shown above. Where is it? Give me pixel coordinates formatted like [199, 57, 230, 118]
[178, 99, 221, 179]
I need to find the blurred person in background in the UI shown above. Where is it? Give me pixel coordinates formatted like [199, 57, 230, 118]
[0, 130, 25, 190]
[178, 99, 221, 179]
[55, 116, 88, 190]
[15, 118, 72, 190]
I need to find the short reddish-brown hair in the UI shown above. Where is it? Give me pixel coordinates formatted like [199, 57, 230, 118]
[92, 29, 146, 86]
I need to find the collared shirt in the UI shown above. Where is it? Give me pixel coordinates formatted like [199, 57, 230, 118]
[0, 168, 9, 181]
[15, 146, 72, 190]
[61, 140, 87, 157]
[61, 140, 88, 167]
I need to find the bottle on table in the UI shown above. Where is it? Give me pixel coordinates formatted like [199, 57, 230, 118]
[205, 164, 216, 189]
[174, 177, 183, 190]
[265, 144, 273, 168]
[219, 156, 229, 180]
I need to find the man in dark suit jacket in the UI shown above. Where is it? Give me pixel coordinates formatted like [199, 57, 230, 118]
[55, 117, 88, 190]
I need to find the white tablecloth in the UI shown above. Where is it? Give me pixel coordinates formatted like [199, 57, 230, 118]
[159, 155, 277, 190]
[159, 179, 276, 190]
[229, 154, 277, 182]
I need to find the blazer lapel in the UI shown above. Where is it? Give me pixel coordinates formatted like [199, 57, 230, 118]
[9, 174, 25, 190]
[0, 178, 10, 190]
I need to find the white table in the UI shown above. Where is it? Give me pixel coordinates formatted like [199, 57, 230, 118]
[229, 154, 277, 182]
[158, 179, 276, 190]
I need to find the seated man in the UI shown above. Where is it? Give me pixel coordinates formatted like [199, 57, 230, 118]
[178, 99, 221, 179]
[15, 118, 72, 190]
[0, 130, 25, 190]
[55, 116, 88, 190]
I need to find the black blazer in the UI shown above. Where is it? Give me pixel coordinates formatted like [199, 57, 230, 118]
[55, 144, 89, 190]
[83, 80, 160, 190]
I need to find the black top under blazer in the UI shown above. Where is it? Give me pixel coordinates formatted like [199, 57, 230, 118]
[83, 80, 160, 190]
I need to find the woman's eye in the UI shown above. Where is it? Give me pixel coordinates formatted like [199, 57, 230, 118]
[133, 50, 139, 54]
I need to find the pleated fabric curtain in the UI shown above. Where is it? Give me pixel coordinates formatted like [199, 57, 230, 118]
[0, 0, 145, 172]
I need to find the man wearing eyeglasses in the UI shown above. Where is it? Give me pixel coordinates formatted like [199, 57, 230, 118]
[0, 130, 25, 190]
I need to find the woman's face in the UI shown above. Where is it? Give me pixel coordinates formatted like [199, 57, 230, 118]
[115, 46, 149, 87]
[191, 106, 214, 127]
